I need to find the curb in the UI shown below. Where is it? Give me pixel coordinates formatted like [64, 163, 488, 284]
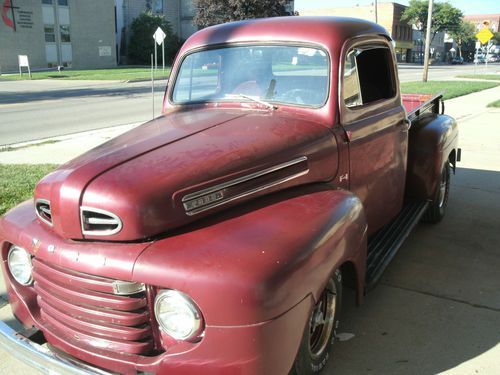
[0, 122, 144, 151]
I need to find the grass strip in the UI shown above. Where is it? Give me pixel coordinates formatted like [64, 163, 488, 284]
[0, 67, 170, 81]
[487, 99, 500, 108]
[0, 164, 58, 216]
[400, 81, 498, 100]
[456, 74, 500, 81]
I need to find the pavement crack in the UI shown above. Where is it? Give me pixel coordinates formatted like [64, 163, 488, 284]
[380, 282, 500, 313]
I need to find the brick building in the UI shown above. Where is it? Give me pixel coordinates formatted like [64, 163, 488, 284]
[300, 2, 413, 62]
[0, 0, 116, 72]
[464, 14, 500, 32]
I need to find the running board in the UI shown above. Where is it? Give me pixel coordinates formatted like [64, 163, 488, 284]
[365, 201, 429, 291]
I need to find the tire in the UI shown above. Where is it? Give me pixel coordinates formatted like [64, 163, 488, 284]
[291, 269, 342, 375]
[422, 163, 450, 223]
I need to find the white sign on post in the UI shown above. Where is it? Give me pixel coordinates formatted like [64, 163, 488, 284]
[18, 55, 32, 79]
[153, 27, 167, 72]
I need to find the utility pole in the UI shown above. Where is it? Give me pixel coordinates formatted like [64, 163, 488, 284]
[422, 0, 433, 82]
[374, 0, 378, 23]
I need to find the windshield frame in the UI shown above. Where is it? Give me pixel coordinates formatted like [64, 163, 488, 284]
[168, 42, 331, 109]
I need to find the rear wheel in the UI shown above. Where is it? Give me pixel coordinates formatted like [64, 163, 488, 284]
[422, 163, 450, 223]
[291, 269, 342, 375]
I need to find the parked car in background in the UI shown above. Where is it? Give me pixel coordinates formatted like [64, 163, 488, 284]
[487, 54, 500, 63]
[452, 56, 464, 64]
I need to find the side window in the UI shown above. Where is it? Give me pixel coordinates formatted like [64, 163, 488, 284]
[343, 50, 362, 107]
[343, 46, 396, 108]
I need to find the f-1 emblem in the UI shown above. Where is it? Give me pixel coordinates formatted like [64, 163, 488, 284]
[339, 173, 349, 182]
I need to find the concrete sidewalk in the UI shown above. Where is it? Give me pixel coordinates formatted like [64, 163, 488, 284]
[1, 87, 500, 374]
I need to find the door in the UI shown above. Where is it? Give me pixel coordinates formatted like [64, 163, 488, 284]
[340, 41, 408, 235]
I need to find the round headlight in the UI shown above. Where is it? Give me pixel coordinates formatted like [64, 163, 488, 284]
[154, 289, 203, 341]
[7, 246, 33, 286]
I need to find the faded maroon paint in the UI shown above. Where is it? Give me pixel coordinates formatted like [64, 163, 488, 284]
[0, 188, 366, 374]
[406, 113, 459, 201]
[338, 35, 408, 235]
[0, 16, 459, 375]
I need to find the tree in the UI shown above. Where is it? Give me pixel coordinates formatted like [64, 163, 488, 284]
[492, 32, 500, 44]
[448, 21, 476, 57]
[127, 12, 181, 65]
[193, 0, 297, 29]
[402, 0, 463, 43]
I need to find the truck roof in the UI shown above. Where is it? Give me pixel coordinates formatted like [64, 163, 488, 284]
[180, 16, 391, 55]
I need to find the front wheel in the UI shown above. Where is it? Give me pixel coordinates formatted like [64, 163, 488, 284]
[291, 269, 342, 375]
[422, 163, 450, 223]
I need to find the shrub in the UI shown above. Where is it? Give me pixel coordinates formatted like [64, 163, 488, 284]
[127, 12, 181, 65]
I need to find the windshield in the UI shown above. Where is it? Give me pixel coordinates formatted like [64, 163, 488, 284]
[172, 45, 329, 107]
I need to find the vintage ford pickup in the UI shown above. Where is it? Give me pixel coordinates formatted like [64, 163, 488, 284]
[0, 16, 459, 375]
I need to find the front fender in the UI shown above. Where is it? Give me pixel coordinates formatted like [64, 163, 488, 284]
[406, 113, 458, 201]
[132, 184, 367, 327]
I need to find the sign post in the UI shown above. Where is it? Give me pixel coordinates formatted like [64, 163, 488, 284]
[475, 27, 493, 70]
[18, 55, 31, 79]
[153, 27, 167, 72]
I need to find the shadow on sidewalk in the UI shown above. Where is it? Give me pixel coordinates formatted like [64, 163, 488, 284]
[328, 167, 500, 374]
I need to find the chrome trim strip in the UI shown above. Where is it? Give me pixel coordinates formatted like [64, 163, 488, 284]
[185, 168, 309, 216]
[0, 320, 109, 375]
[182, 156, 308, 205]
[35, 199, 53, 227]
[112, 281, 146, 295]
[80, 206, 123, 237]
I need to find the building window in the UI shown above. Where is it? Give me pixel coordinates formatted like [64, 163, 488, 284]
[44, 25, 56, 42]
[58, 0, 68, 6]
[60, 25, 70, 42]
[153, 0, 163, 13]
[42, 0, 53, 4]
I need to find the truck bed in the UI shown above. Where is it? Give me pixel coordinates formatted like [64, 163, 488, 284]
[403, 93, 443, 123]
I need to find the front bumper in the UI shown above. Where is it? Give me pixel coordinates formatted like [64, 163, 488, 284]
[0, 320, 109, 375]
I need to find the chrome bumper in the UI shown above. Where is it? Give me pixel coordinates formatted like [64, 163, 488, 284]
[0, 319, 110, 375]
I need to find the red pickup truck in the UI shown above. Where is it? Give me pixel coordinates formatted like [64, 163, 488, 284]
[0, 17, 459, 375]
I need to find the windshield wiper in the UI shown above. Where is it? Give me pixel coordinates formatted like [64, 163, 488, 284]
[224, 94, 277, 110]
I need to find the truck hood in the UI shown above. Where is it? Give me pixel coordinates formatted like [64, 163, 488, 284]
[35, 108, 338, 241]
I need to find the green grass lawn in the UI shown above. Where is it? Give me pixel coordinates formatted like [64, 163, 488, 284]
[400, 80, 499, 100]
[0, 164, 58, 216]
[0, 67, 171, 81]
[487, 99, 500, 107]
[456, 74, 500, 81]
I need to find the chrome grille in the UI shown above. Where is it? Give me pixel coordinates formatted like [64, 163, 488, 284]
[35, 199, 52, 226]
[32, 258, 155, 355]
[80, 206, 122, 236]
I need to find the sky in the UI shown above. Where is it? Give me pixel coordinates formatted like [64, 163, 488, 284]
[294, 0, 500, 16]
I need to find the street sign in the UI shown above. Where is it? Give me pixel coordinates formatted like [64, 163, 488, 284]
[153, 27, 166, 46]
[152, 27, 167, 72]
[476, 28, 493, 45]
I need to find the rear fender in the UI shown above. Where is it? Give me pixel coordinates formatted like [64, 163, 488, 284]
[406, 113, 458, 201]
[132, 184, 368, 327]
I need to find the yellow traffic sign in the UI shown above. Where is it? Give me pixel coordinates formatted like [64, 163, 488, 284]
[476, 28, 493, 44]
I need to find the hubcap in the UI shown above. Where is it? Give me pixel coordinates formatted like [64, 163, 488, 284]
[309, 279, 337, 360]
[438, 169, 448, 208]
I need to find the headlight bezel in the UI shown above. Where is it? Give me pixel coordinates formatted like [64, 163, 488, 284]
[7, 245, 33, 286]
[154, 289, 204, 341]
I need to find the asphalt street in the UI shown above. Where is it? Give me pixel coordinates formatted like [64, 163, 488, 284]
[1, 63, 498, 146]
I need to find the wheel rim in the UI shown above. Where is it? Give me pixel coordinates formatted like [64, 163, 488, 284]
[438, 169, 448, 208]
[309, 279, 337, 360]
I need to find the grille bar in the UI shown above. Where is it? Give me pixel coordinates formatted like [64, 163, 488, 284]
[32, 259, 155, 356]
